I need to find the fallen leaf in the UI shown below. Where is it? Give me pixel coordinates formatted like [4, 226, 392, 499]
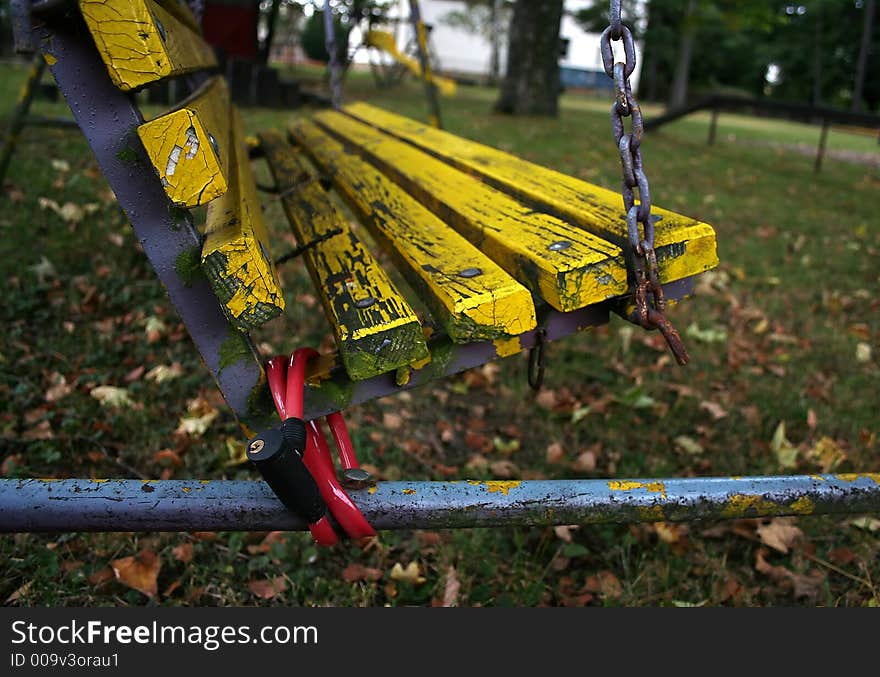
[5, 581, 32, 604]
[806, 437, 847, 473]
[246, 531, 287, 555]
[535, 389, 557, 410]
[22, 420, 53, 441]
[154, 449, 183, 469]
[45, 372, 72, 402]
[754, 548, 792, 584]
[29, 256, 57, 284]
[389, 562, 426, 585]
[699, 400, 728, 420]
[806, 409, 818, 431]
[342, 563, 383, 582]
[90, 385, 134, 409]
[163, 580, 182, 598]
[554, 525, 578, 543]
[584, 571, 622, 599]
[545, 441, 565, 464]
[171, 543, 194, 564]
[51, 159, 70, 172]
[754, 548, 823, 602]
[144, 316, 167, 343]
[382, 412, 403, 430]
[686, 323, 728, 344]
[756, 518, 803, 554]
[439, 566, 461, 607]
[175, 396, 219, 437]
[827, 547, 856, 566]
[110, 549, 160, 598]
[855, 342, 872, 363]
[87, 566, 115, 587]
[572, 450, 597, 472]
[654, 522, 687, 544]
[674, 435, 704, 456]
[145, 363, 183, 384]
[847, 516, 880, 532]
[771, 421, 798, 469]
[489, 460, 519, 478]
[248, 576, 287, 600]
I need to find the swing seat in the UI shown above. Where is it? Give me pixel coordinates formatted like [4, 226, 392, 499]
[7, 0, 876, 536]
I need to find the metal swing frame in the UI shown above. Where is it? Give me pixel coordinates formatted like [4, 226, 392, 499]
[1, 0, 878, 535]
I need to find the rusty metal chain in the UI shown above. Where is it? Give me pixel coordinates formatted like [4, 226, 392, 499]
[600, 1, 689, 365]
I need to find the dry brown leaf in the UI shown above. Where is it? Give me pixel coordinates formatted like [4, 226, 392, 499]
[90, 385, 134, 409]
[5, 581, 32, 604]
[389, 561, 426, 585]
[572, 450, 597, 473]
[699, 400, 728, 420]
[756, 518, 803, 554]
[111, 549, 160, 598]
[654, 522, 688, 544]
[442, 566, 460, 607]
[248, 576, 287, 600]
[806, 437, 847, 473]
[489, 460, 519, 478]
[45, 372, 72, 402]
[584, 571, 622, 599]
[341, 563, 383, 582]
[545, 441, 565, 464]
[246, 531, 287, 555]
[87, 566, 115, 587]
[554, 525, 578, 543]
[382, 412, 403, 430]
[171, 543, 194, 564]
[154, 449, 183, 469]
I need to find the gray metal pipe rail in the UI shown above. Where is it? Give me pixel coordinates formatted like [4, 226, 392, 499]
[1, 474, 878, 532]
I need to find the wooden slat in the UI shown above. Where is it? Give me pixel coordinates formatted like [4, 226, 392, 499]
[290, 120, 537, 342]
[80, 0, 216, 92]
[311, 111, 627, 313]
[202, 107, 284, 330]
[344, 102, 719, 283]
[259, 130, 429, 381]
[137, 76, 230, 206]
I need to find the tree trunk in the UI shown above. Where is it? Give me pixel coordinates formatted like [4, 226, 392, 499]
[668, 0, 696, 109]
[258, 0, 282, 66]
[494, 0, 564, 116]
[852, 0, 876, 111]
[812, 2, 823, 106]
[489, 0, 502, 86]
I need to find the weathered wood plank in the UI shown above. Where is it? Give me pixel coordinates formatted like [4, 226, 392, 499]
[311, 111, 626, 312]
[344, 102, 719, 283]
[202, 107, 284, 330]
[259, 130, 429, 381]
[137, 76, 230, 206]
[79, 0, 216, 92]
[290, 120, 537, 342]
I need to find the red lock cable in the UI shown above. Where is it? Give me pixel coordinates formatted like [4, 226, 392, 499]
[265, 353, 337, 546]
[265, 349, 375, 543]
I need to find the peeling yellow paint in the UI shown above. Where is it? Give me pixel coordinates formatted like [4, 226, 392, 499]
[835, 473, 880, 485]
[309, 111, 628, 313]
[608, 480, 667, 498]
[789, 496, 815, 515]
[493, 336, 522, 358]
[344, 102, 719, 286]
[43, 53, 57, 66]
[182, 487, 191, 493]
[290, 119, 537, 340]
[721, 494, 780, 518]
[466, 480, 521, 495]
[810, 475, 826, 482]
[368, 486, 377, 495]
[138, 76, 230, 207]
[402, 488, 416, 495]
[80, 0, 216, 91]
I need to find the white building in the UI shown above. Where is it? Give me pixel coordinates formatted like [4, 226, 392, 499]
[350, 0, 643, 92]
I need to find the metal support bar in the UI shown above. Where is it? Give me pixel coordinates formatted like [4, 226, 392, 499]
[0, 53, 46, 186]
[408, 0, 443, 129]
[814, 119, 829, 173]
[38, 13, 272, 432]
[1, 474, 877, 532]
[707, 108, 718, 146]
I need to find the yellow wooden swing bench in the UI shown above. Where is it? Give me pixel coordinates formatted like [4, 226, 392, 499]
[39, 0, 880, 538]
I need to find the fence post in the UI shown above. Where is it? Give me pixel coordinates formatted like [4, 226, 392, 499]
[814, 118, 829, 173]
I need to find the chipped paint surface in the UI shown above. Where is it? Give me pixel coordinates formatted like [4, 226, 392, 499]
[608, 480, 667, 498]
[138, 77, 230, 206]
[344, 102, 719, 284]
[260, 129, 427, 380]
[789, 496, 814, 515]
[402, 488, 416, 495]
[721, 494, 781, 518]
[290, 120, 537, 341]
[203, 107, 283, 329]
[492, 336, 522, 358]
[79, 0, 216, 91]
[835, 473, 880, 484]
[310, 111, 628, 312]
[466, 480, 522, 495]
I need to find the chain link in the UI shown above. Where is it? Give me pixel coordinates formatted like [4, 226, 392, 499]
[600, 1, 689, 366]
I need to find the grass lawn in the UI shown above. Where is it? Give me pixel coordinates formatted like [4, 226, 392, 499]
[1, 60, 878, 607]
